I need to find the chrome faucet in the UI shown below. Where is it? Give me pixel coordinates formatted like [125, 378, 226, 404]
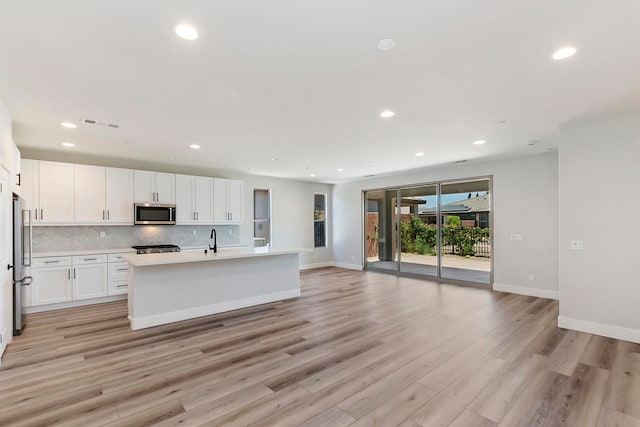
[209, 228, 217, 253]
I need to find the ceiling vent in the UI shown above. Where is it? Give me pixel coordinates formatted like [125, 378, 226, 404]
[82, 118, 120, 128]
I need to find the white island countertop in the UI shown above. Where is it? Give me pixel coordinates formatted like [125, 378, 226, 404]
[125, 246, 311, 267]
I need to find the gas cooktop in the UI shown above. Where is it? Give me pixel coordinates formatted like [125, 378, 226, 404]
[132, 244, 181, 255]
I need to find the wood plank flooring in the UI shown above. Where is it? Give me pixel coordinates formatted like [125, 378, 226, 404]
[1, 267, 639, 426]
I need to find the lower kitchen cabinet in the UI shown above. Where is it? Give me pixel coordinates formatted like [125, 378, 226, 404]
[32, 265, 73, 306]
[29, 252, 129, 308]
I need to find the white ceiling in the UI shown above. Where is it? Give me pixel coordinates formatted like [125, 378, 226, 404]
[1, 0, 639, 183]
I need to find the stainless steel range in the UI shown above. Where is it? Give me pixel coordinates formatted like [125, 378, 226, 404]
[132, 244, 181, 255]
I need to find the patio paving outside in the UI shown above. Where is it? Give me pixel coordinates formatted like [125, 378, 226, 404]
[367, 252, 491, 284]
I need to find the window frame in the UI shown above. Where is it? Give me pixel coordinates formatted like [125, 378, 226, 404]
[313, 193, 327, 248]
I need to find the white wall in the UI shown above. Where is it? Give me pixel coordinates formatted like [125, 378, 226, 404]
[332, 152, 559, 298]
[0, 98, 17, 358]
[18, 149, 332, 268]
[558, 107, 640, 343]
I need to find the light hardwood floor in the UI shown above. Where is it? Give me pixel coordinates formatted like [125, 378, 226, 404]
[1, 267, 639, 426]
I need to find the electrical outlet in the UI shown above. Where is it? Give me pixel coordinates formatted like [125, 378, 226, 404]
[571, 240, 584, 250]
[99, 231, 106, 238]
[529, 274, 535, 281]
[510, 233, 523, 241]
[192, 230, 197, 236]
[228, 229, 232, 235]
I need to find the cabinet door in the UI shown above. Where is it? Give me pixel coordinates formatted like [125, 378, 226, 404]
[227, 179, 244, 223]
[195, 176, 213, 223]
[39, 161, 75, 223]
[213, 178, 228, 223]
[12, 144, 21, 195]
[20, 159, 38, 218]
[175, 174, 195, 224]
[74, 164, 106, 223]
[32, 267, 73, 305]
[73, 264, 108, 300]
[134, 170, 155, 202]
[106, 168, 134, 223]
[155, 172, 175, 204]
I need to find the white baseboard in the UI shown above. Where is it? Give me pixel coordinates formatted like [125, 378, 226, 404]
[558, 316, 640, 344]
[129, 289, 300, 330]
[333, 262, 363, 271]
[300, 262, 334, 270]
[24, 294, 127, 314]
[493, 283, 559, 300]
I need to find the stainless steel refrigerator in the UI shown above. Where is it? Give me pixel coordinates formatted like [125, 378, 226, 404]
[12, 195, 32, 335]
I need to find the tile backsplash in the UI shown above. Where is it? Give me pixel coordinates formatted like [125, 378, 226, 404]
[32, 225, 241, 252]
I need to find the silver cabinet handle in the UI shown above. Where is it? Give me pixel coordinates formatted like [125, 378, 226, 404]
[35, 209, 38, 220]
[196, 212, 199, 220]
[73, 268, 76, 279]
[103, 210, 105, 220]
[230, 212, 232, 221]
[116, 284, 127, 288]
[116, 268, 128, 272]
[41, 209, 43, 220]
[83, 258, 97, 261]
[68, 269, 71, 279]
[193, 212, 196, 220]
[107, 210, 110, 220]
[44, 260, 60, 264]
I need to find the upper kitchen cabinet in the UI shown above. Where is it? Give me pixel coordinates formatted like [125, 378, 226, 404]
[74, 164, 106, 223]
[134, 170, 175, 204]
[213, 178, 244, 223]
[11, 143, 21, 195]
[38, 161, 75, 224]
[176, 174, 213, 224]
[74, 165, 134, 224]
[20, 159, 38, 215]
[105, 168, 134, 223]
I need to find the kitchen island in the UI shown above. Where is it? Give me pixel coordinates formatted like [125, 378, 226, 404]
[125, 247, 304, 330]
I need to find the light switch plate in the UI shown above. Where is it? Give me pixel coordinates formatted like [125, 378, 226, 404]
[571, 240, 584, 250]
[510, 233, 523, 241]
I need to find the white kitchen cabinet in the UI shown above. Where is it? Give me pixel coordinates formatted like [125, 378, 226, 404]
[19, 159, 38, 220]
[134, 170, 175, 203]
[74, 164, 106, 223]
[105, 168, 134, 223]
[108, 261, 129, 295]
[31, 257, 73, 306]
[75, 165, 134, 224]
[73, 256, 108, 300]
[213, 178, 243, 223]
[12, 143, 21, 195]
[38, 161, 75, 224]
[176, 174, 213, 224]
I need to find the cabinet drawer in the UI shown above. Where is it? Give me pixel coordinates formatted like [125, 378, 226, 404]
[109, 277, 128, 295]
[109, 262, 129, 277]
[32, 256, 72, 267]
[73, 254, 108, 265]
[108, 253, 131, 262]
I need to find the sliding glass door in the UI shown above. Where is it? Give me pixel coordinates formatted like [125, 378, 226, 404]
[365, 189, 399, 272]
[364, 177, 492, 285]
[399, 185, 438, 278]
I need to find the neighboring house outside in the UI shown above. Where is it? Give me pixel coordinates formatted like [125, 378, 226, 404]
[419, 194, 490, 228]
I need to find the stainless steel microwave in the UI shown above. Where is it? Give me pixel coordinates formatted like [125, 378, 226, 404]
[134, 203, 176, 225]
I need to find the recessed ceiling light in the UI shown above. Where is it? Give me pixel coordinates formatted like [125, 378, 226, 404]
[189, 144, 200, 149]
[175, 24, 198, 40]
[380, 110, 395, 118]
[337, 168, 344, 172]
[498, 120, 507, 124]
[371, 161, 378, 165]
[272, 157, 279, 161]
[61, 122, 76, 129]
[169, 156, 177, 160]
[377, 38, 395, 52]
[415, 152, 425, 157]
[309, 173, 316, 177]
[553, 46, 577, 60]
[61, 142, 75, 147]
[473, 140, 487, 145]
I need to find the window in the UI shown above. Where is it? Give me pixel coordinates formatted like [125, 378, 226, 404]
[314, 194, 326, 248]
